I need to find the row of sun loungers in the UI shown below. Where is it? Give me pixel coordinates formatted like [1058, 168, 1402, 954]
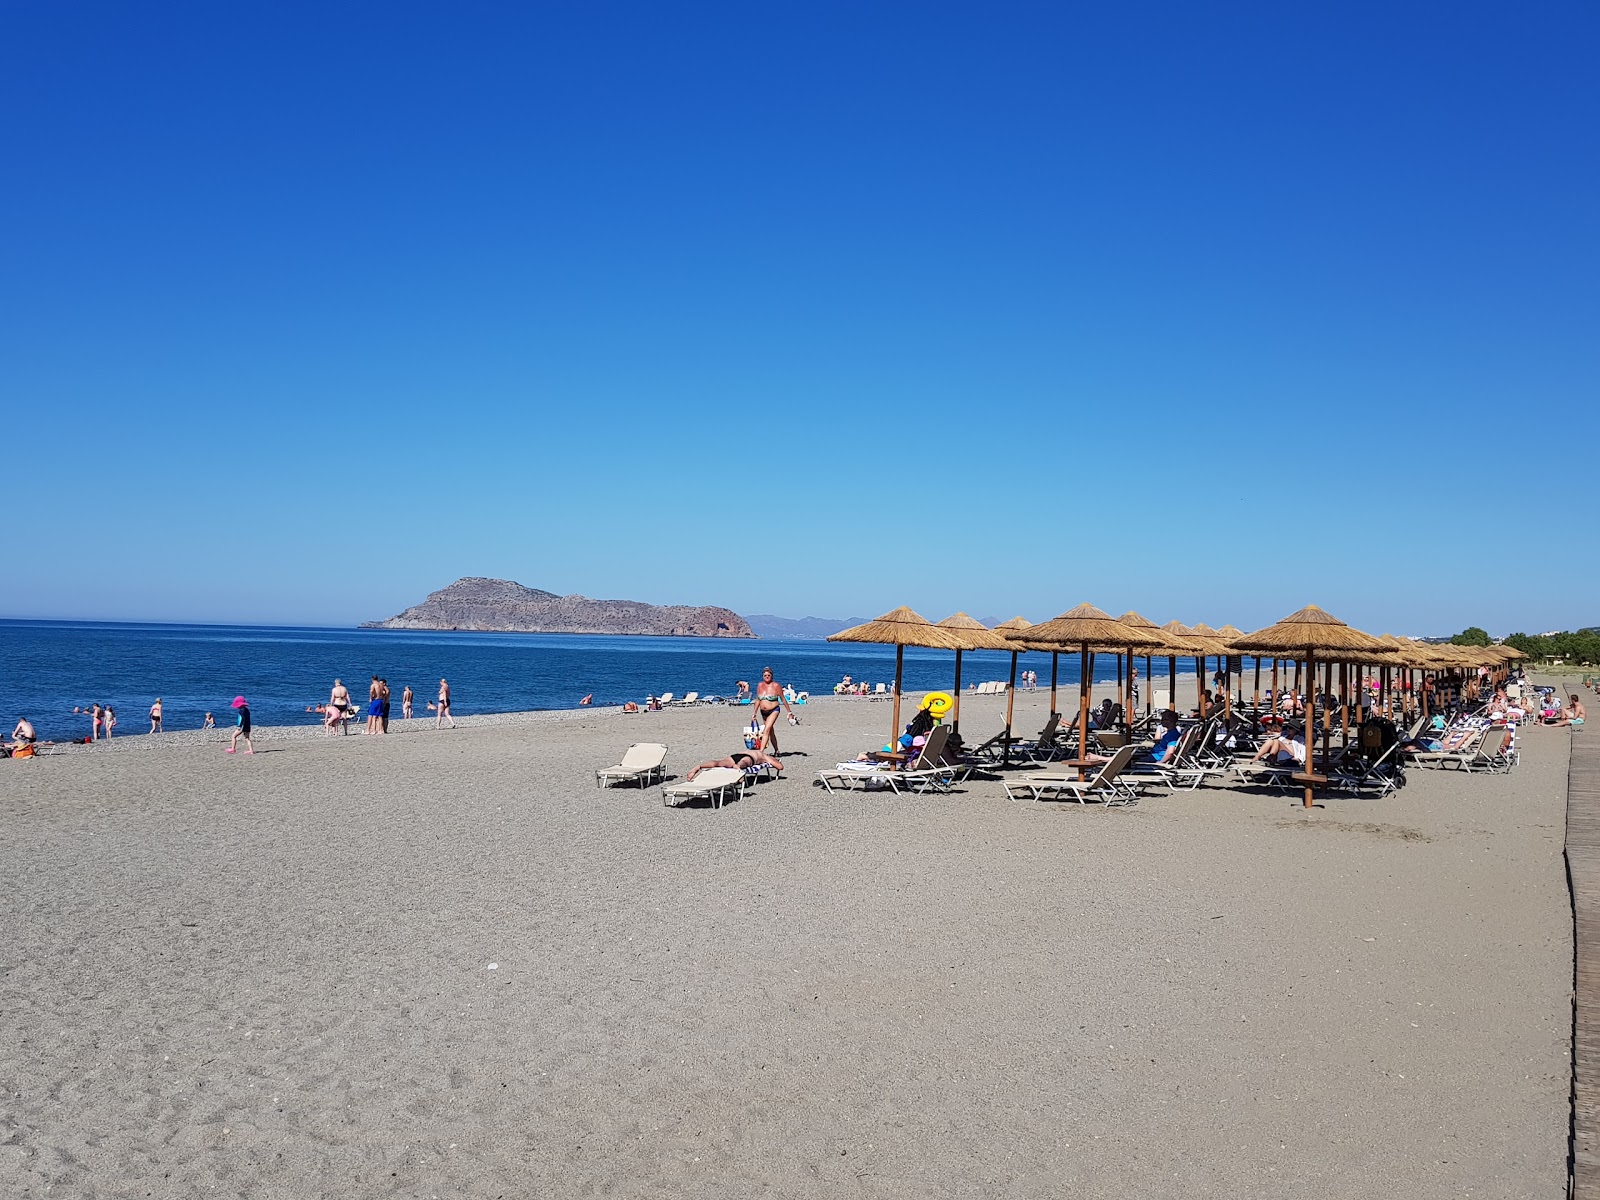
[595, 704, 1524, 814]
[594, 742, 782, 808]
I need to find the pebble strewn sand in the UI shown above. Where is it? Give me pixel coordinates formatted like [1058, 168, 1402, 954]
[0, 687, 1573, 1198]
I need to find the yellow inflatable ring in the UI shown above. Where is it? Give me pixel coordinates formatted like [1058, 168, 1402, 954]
[921, 691, 954, 718]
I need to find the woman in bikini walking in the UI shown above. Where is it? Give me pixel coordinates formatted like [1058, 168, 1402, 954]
[754, 667, 796, 754]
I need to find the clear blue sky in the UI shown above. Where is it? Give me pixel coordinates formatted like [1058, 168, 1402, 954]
[4, 1, 1595, 638]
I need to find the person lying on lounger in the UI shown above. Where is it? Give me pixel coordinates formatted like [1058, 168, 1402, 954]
[686, 749, 784, 779]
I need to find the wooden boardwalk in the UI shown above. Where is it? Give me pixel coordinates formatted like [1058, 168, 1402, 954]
[1569, 727, 1600, 1197]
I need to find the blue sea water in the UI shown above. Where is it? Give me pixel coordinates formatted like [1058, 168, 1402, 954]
[0, 620, 1193, 742]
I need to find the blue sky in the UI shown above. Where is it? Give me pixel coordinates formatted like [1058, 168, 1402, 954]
[3, 1, 1595, 638]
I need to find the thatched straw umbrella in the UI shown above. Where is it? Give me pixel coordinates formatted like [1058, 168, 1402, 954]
[1229, 605, 1394, 808]
[829, 608, 968, 749]
[1120, 612, 1198, 720]
[1183, 622, 1230, 718]
[1017, 604, 1163, 778]
[936, 613, 1012, 734]
[1216, 625, 1247, 713]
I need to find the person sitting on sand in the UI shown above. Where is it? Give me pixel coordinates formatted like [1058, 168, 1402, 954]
[11, 717, 37, 751]
[1550, 695, 1587, 728]
[686, 748, 784, 779]
[1251, 723, 1306, 765]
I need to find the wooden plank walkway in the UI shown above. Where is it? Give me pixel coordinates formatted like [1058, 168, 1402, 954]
[1569, 727, 1600, 1197]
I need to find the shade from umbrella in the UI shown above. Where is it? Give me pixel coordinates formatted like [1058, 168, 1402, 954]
[937, 613, 1013, 732]
[1231, 605, 1394, 808]
[829, 607, 968, 748]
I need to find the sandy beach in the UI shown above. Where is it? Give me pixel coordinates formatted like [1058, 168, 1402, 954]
[0, 684, 1574, 1198]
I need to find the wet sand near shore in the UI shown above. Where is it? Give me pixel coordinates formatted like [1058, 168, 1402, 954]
[0, 685, 1573, 1198]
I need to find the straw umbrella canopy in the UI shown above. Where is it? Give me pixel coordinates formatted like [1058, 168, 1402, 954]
[829, 607, 968, 750]
[1119, 612, 1199, 721]
[1230, 605, 1394, 808]
[1018, 604, 1163, 777]
[936, 613, 1013, 733]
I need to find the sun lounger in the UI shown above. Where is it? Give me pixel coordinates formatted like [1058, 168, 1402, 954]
[872, 683, 890, 700]
[1406, 725, 1488, 771]
[662, 766, 745, 809]
[672, 692, 700, 706]
[1004, 745, 1140, 805]
[816, 726, 954, 794]
[1462, 726, 1513, 774]
[657, 693, 675, 706]
[595, 742, 669, 788]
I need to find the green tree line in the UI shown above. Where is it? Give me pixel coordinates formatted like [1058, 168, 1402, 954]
[1499, 629, 1600, 664]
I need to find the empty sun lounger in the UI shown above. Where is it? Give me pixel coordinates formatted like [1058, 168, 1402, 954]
[662, 766, 745, 809]
[1004, 745, 1140, 806]
[657, 693, 675, 706]
[673, 692, 700, 706]
[596, 743, 669, 788]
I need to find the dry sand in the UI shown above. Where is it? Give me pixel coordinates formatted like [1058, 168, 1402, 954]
[0, 685, 1574, 1198]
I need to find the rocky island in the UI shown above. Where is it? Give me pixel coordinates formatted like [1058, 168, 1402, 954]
[363, 577, 755, 638]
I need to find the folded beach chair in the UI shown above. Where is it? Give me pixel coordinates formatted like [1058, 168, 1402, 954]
[816, 727, 954, 794]
[595, 742, 669, 789]
[1004, 745, 1140, 806]
[662, 766, 745, 810]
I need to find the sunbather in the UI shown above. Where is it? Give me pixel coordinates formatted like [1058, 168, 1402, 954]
[1549, 696, 1587, 728]
[1150, 711, 1183, 762]
[687, 748, 783, 779]
[1251, 724, 1306, 765]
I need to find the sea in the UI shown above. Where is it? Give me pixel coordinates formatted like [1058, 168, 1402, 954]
[0, 620, 1191, 742]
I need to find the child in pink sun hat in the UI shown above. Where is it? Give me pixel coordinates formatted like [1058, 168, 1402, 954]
[227, 696, 254, 755]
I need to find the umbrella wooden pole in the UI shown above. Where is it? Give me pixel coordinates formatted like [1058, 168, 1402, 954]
[1271, 658, 1279, 714]
[1078, 643, 1091, 781]
[1382, 665, 1390, 719]
[1322, 661, 1333, 769]
[1050, 652, 1059, 719]
[1224, 658, 1233, 722]
[1254, 657, 1261, 716]
[1117, 653, 1126, 732]
[1167, 655, 1177, 712]
[1339, 661, 1349, 748]
[1144, 655, 1152, 719]
[1196, 657, 1206, 719]
[890, 644, 904, 748]
[952, 649, 964, 734]
[1002, 651, 1018, 767]
[1303, 649, 1316, 808]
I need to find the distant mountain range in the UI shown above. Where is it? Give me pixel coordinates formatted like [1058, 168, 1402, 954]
[745, 614, 870, 640]
[365, 578, 754, 638]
